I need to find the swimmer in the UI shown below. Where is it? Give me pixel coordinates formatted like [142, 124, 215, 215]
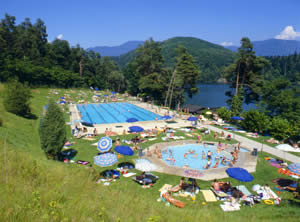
[204, 160, 211, 169]
[202, 151, 205, 159]
[192, 153, 198, 158]
[207, 150, 212, 159]
[213, 159, 220, 168]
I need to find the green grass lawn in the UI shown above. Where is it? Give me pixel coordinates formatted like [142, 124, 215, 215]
[0, 86, 299, 222]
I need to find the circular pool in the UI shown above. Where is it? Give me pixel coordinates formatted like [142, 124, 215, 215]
[161, 144, 232, 170]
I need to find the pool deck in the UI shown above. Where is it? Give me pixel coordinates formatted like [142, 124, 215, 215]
[69, 101, 193, 134]
[143, 140, 257, 181]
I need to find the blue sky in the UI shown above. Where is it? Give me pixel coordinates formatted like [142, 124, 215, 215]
[1, 0, 300, 48]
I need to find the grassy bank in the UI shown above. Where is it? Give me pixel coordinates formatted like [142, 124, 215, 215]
[0, 86, 299, 222]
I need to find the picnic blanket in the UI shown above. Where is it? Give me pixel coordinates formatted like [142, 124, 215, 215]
[159, 184, 173, 192]
[236, 185, 252, 197]
[201, 190, 217, 202]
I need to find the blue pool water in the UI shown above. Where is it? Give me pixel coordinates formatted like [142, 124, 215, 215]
[161, 144, 233, 170]
[76, 103, 161, 124]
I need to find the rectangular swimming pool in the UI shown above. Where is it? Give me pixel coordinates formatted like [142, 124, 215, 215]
[76, 103, 162, 124]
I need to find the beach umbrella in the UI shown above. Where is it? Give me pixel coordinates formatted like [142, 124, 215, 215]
[60, 96, 65, 99]
[126, 118, 139, 123]
[276, 144, 294, 151]
[205, 111, 212, 115]
[111, 91, 116, 94]
[95, 87, 99, 91]
[162, 115, 172, 120]
[97, 137, 112, 153]
[115, 145, 134, 156]
[231, 116, 244, 121]
[288, 163, 300, 176]
[81, 121, 94, 127]
[226, 167, 254, 182]
[129, 126, 144, 133]
[94, 153, 117, 167]
[103, 94, 109, 97]
[135, 159, 157, 172]
[60, 101, 66, 104]
[187, 116, 198, 121]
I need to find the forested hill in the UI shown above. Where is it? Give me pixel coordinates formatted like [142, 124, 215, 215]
[226, 39, 300, 56]
[114, 37, 236, 83]
[87, 41, 144, 56]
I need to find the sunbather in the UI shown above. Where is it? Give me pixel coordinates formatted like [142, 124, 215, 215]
[170, 177, 187, 192]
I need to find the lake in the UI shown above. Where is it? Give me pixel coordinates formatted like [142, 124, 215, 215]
[185, 84, 256, 110]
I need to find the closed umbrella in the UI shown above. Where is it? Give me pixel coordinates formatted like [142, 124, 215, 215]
[115, 145, 134, 156]
[126, 118, 138, 123]
[162, 115, 172, 120]
[94, 153, 117, 167]
[129, 126, 144, 133]
[97, 137, 112, 153]
[226, 167, 254, 182]
[187, 116, 197, 121]
[231, 116, 244, 121]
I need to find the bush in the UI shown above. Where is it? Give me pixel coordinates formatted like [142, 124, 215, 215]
[3, 79, 32, 117]
[39, 99, 66, 159]
[240, 110, 269, 133]
[268, 117, 290, 141]
[216, 107, 231, 121]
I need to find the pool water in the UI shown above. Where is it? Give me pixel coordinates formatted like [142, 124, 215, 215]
[161, 144, 232, 170]
[77, 103, 161, 124]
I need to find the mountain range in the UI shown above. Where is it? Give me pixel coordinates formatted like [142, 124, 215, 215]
[225, 39, 300, 56]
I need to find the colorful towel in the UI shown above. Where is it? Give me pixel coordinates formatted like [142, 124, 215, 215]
[236, 185, 252, 197]
[210, 188, 228, 198]
[123, 172, 136, 178]
[220, 202, 241, 212]
[201, 190, 217, 202]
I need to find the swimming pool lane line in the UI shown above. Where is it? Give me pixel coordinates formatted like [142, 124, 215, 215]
[125, 103, 159, 119]
[105, 103, 133, 121]
[108, 103, 147, 121]
[100, 103, 120, 123]
[77, 105, 94, 124]
[90, 105, 107, 124]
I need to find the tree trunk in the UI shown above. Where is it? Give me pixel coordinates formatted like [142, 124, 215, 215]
[164, 68, 176, 107]
[79, 57, 83, 77]
[235, 61, 241, 96]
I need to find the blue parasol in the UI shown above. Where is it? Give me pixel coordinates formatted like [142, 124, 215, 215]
[231, 116, 244, 121]
[103, 94, 109, 97]
[60, 101, 66, 104]
[60, 97, 65, 99]
[115, 145, 134, 156]
[187, 116, 197, 121]
[97, 137, 112, 153]
[129, 126, 144, 133]
[111, 91, 116, 94]
[94, 153, 117, 167]
[95, 87, 99, 91]
[288, 163, 300, 176]
[126, 118, 138, 123]
[226, 167, 253, 182]
[162, 115, 172, 120]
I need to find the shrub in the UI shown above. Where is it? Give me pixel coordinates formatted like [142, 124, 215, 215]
[216, 107, 231, 121]
[268, 117, 290, 141]
[3, 79, 32, 117]
[39, 99, 66, 159]
[230, 94, 243, 116]
[240, 110, 269, 133]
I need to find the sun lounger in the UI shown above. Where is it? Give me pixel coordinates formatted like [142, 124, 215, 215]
[201, 190, 217, 202]
[236, 185, 252, 197]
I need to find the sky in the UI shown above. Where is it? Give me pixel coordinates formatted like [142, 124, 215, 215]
[1, 0, 300, 48]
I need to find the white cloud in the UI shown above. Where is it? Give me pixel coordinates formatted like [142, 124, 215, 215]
[275, 26, 300, 40]
[220, 41, 233, 47]
[56, 34, 63, 40]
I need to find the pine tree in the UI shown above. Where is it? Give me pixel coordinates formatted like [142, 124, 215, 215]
[39, 99, 66, 159]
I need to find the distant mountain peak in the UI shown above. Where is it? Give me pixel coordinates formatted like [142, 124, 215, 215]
[87, 40, 144, 56]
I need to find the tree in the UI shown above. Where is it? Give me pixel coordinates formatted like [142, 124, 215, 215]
[3, 79, 32, 117]
[39, 99, 66, 159]
[229, 93, 243, 117]
[216, 107, 231, 121]
[268, 117, 290, 141]
[240, 110, 269, 133]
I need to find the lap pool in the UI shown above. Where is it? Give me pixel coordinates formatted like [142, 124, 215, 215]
[76, 103, 161, 124]
[161, 144, 233, 170]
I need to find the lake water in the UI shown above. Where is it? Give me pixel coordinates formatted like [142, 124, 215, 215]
[185, 84, 256, 110]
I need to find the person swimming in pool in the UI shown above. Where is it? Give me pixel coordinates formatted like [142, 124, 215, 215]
[213, 159, 220, 168]
[207, 150, 212, 159]
[202, 151, 206, 159]
[204, 160, 211, 169]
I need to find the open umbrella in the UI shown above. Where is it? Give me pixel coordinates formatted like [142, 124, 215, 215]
[231, 116, 244, 121]
[97, 137, 112, 153]
[162, 115, 172, 120]
[115, 145, 134, 156]
[187, 116, 197, 121]
[288, 163, 300, 176]
[126, 118, 138, 123]
[60, 101, 66, 104]
[94, 153, 117, 167]
[226, 167, 254, 182]
[129, 126, 144, 133]
[111, 91, 116, 94]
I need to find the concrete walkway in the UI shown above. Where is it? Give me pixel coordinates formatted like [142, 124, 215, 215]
[205, 124, 300, 163]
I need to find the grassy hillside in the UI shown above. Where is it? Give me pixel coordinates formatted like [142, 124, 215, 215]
[0, 86, 299, 222]
[115, 37, 236, 83]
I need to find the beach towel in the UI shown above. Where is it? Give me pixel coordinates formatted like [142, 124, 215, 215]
[220, 202, 241, 212]
[236, 185, 252, 197]
[83, 137, 96, 141]
[210, 188, 228, 198]
[122, 172, 136, 178]
[257, 187, 278, 199]
[201, 190, 217, 202]
[159, 184, 173, 192]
